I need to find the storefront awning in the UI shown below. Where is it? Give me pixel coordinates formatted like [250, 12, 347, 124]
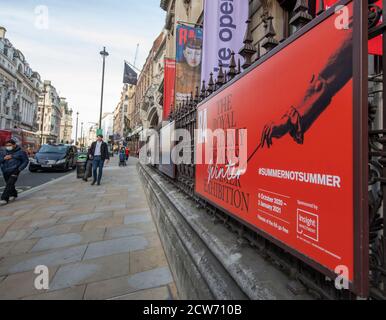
[129, 126, 143, 137]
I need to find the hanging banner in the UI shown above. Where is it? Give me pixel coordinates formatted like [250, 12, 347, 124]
[316, 0, 382, 55]
[196, 0, 367, 295]
[201, 0, 248, 84]
[175, 24, 203, 105]
[163, 58, 176, 120]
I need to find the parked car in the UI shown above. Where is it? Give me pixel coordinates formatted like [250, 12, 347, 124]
[29, 144, 78, 172]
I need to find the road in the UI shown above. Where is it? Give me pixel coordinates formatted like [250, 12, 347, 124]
[0, 167, 75, 195]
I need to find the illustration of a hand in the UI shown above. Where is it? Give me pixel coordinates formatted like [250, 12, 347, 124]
[260, 121, 282, 149]
[260, 106, 303, 149]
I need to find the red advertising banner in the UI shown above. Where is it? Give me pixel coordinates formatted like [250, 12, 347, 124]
[163, 58, 176, 120]
[316, 0, 382, 55]
[196, 1, 365, 289]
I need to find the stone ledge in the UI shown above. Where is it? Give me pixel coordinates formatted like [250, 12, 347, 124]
[137, 163, 312, 300]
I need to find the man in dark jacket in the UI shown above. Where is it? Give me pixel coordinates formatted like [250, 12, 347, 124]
[0, 139, 29, 205]
[87, 134, 110, 186]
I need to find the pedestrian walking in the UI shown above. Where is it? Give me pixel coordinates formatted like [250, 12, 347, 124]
[88, 134, 110, 186]
[125, 146, 130, 161]
[0, 139, 29, 205]
[119, 147, 126, 167]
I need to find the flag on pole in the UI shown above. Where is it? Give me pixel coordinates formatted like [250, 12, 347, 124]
[123, 61, 138, 85]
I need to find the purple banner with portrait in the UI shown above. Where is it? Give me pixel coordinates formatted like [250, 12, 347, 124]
[201, 0, 248, 84]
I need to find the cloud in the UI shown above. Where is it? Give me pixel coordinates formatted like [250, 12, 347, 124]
[0, 0, 165, 138]
[55, 25, 152, 52]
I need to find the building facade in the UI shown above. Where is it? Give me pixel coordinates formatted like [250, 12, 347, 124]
[85, 124, 97, 148]
[59, 97, 73, 144]
[101, 112, 114, 140]
[137, 32, 165, 131]
[0, 26, 42, 132]
[114, 84, 135, 142]
[160, 0, 204, 59]
[37, 80, 62, 144]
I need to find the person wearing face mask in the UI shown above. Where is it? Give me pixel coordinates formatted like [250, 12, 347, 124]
[87, 134, 110, 186]
[0, 139, 29, 205]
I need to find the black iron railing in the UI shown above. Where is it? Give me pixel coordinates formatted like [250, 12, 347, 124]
[368, 0, 386, 300]
[159, 0, 386, 299]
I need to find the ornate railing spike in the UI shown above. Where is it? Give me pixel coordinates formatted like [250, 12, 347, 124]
[239, 4, 257, 71]
[290, 0, 313, 31]
[261, 16, 279, 52]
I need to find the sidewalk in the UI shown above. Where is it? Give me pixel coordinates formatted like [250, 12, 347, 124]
[0, 158, 178, 300]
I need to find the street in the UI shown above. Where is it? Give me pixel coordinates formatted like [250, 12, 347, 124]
[0, 166, 74, 195]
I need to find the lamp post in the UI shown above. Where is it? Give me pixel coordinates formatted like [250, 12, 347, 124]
[40, 86, 47, 146]
[75, 112, 79, 146]
[80, 122, 84, 149]
[99, 47, 109, 130]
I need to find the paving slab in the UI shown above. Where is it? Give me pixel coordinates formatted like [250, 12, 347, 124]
[109, 286, 172, 300]
[0, 245, 88, 276]
[0, 266, 58, 299]
[95, 204, 127, 212]
[113, 207, 151, 217]
[127, 266, 174, 291]
[0, 159, 176, 300]
[82, 216, 123, 231]
[8, 218, 59, 231]
[130, 247, 169, 274]
[0, 216, 16, 223]
[0, 238, 38, 258]
[0, 221, 14, 239]
[0, 228, 36, 244]
[83, 236, 148, 260]
[105, 225, 144, 238]
[23, 285, 86, 300]
[49, 253, 130, 291]
[30, 229, 105, 253]
[54, 207, 97, 217]
[60, 212, 110, 224]
[28, 223, 84, 239]
[84, 266, 174, 300]
[124, 214, 152, 225]
[15, 211, 55, 222]
[142, 232, 163, 249]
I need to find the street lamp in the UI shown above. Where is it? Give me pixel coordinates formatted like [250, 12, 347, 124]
[75, 111, 79, 146]
[99, 47, 109, 130]
[80, 122, 84, 148]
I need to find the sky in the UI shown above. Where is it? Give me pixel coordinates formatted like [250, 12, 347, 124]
[0, 0, 165, 135]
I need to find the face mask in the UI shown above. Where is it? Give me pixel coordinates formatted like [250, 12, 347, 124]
[6, 147, 13, 151]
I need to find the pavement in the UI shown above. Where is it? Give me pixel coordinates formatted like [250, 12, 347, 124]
[0, 158, 178, 300]
[0, 167, 73, 195]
